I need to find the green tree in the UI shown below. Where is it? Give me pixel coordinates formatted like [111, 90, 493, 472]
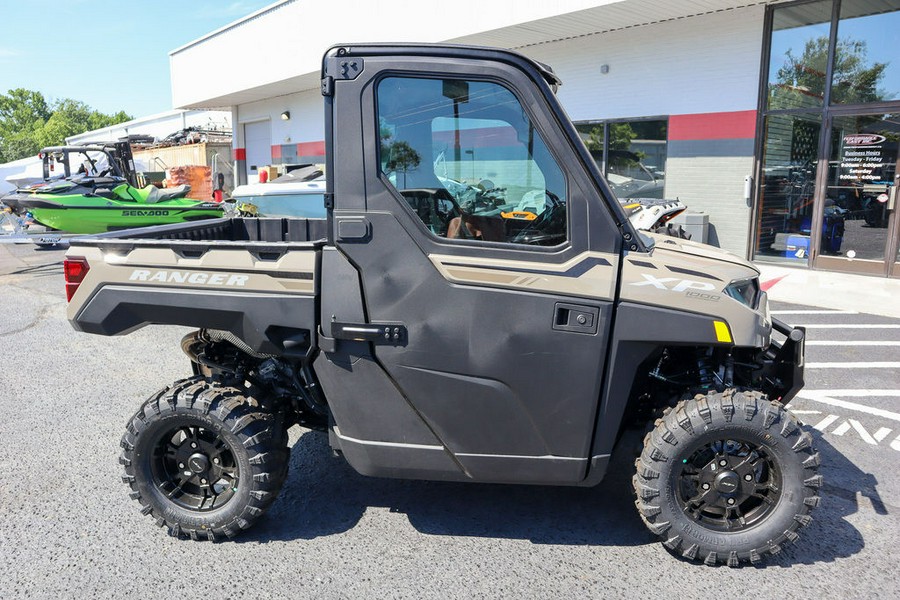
[772, 36, 887, 109]
[34, 99, 131, 149]
[0, 88, 51, 162]
[384, 140, 421, 187]
[0, 89, 132, 162]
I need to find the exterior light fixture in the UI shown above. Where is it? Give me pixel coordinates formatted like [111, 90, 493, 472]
[281, 111, 291, 121]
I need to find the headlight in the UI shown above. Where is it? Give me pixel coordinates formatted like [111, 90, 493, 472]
[724, 277, 760, 308]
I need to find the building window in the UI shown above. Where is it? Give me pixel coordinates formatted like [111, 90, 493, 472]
[574, 119, 667, 199]
[766, 0, 833, 111]
[831, 0, 900, 105]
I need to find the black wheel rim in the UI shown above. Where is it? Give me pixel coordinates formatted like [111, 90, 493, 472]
[676, 438, 782, 532]
[149, 420, 240, 511]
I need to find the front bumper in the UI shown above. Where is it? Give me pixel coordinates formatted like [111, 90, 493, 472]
[759, 318, 806, 403]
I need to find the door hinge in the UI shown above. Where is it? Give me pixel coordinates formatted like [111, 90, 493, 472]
[332, 322, 407, 345]
[321, 76, 334, 97]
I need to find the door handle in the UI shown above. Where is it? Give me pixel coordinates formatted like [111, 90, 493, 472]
[553, 302, 599, 334]
[890, 177, 899, 211]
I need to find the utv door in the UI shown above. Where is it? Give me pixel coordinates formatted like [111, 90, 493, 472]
[319, 46, 626, 484]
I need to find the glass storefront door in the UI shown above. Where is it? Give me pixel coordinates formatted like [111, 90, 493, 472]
[815, 113, 900, 276]
[755, 113, 822, 263]
[754, 0, 900, 277]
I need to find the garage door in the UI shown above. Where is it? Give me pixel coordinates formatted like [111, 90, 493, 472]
[243, 120, 271, 182]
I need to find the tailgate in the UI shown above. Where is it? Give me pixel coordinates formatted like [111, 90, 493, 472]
[65, 238, 323, 357]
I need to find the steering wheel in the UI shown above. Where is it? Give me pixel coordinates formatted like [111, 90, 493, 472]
[509, 190, 566, 246]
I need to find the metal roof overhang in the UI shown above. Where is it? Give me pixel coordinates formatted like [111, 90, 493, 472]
[171, 0, 775, 110]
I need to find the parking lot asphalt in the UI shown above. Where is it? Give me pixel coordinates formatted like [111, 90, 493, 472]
[1, 242, 899, 599]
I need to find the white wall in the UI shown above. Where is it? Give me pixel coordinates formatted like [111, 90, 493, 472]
[170, 0, 617, 108]
[233, 6, 765, 141]
[236, 89, 324, 149]
[523, 5, 766, 120]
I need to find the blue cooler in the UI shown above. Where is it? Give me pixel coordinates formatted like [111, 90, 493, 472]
[784, 234, 810, 259]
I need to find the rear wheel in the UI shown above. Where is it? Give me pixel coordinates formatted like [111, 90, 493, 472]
[120, 377, 289, 540]
[633, 389, 821, 566]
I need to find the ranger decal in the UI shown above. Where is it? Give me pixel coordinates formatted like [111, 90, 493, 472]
[129, 269, 249, 286]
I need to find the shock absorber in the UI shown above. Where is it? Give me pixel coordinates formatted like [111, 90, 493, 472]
[723, 353, 734, 388]
[696, 350, 717, 390]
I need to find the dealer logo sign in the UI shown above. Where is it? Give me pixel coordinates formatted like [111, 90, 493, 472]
[843, 134, 886, 146]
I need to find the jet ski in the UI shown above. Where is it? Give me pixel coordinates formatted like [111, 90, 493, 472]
[0, 143, 223, 234]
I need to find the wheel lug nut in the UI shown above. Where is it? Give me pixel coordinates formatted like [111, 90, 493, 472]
[200, 478, 207, 484]
[727, 498, 736, 505]
[178, 463, 185, 469]
[744, 474, 753, 481]
[191, 442, 198, 449]
[213, 458, 219, 465]
[719, 460, 727, 467]
[702, 483, 710, 490]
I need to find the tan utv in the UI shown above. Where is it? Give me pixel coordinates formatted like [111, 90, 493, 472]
[63, 44, 817, 566]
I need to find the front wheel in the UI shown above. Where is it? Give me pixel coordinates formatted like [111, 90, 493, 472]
[120, 377, 289, 540]
[633, 389, 821, 566]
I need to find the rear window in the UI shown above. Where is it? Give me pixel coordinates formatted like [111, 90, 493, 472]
[231, 192, 326, 219]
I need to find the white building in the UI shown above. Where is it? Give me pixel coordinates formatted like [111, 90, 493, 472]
[65, 109, 230, 145]
[169, 0, 900, 278]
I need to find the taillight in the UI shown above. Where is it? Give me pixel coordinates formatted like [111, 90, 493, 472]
[64, 257, 90, 302]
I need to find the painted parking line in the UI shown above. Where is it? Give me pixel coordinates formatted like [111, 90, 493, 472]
[794, 390, 900, 422]
[806, 341, 900, 346]
[805, 362, 900, 369]
[771, 309, 858, 315]
[811, 414, 840, 431]
[792, 324, 900, 329]
[789, 391, 900, 451]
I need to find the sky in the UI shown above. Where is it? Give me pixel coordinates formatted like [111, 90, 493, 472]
[0, 0, 274, 118]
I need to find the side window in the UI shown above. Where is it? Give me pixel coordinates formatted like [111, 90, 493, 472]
[377, 76, 567, 246]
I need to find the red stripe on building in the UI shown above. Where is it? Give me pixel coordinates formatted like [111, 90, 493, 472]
[668, 110, 757, 141]
[296, 141, 326, 156]
[233, 148, 247, 161]
[271, 144, 282, 159]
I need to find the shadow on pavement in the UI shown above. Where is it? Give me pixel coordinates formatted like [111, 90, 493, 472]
[9, 260, 63, 276]
[244, 426, 879, 566]
[243, 429, 649, 548]
[771, 429, 881, 567]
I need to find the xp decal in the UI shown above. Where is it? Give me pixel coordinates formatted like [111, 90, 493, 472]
[629, 273, 717, 292]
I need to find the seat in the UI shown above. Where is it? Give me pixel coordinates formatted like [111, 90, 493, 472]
[145, 184, 192, 203]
